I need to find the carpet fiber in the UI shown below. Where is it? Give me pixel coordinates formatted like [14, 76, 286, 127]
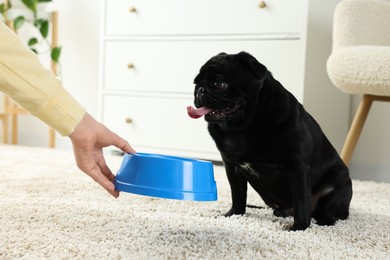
[0, 145, 389, 259]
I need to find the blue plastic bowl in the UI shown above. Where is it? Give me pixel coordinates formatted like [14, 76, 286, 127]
[115, 153, 217, 201]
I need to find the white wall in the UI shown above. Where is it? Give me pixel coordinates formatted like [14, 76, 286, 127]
[303, 0, 350, 154]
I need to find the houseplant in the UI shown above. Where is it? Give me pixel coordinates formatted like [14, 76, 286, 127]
[0, 0, 61, 64]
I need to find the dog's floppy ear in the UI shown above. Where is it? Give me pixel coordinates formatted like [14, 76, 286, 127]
[236, 51, 267, 79]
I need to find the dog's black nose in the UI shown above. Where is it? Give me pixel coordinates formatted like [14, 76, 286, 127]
[197, 87, 206, 97]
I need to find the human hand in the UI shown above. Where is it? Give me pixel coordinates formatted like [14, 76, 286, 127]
[68, 113, 135, 197]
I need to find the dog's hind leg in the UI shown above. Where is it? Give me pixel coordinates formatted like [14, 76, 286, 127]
[312, 179, 352, 226]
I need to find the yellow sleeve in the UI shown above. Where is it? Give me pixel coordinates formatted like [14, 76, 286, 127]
[0, 22, 86, 136]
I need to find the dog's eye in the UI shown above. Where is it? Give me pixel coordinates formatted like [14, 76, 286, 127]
[213, 82, 227, 90]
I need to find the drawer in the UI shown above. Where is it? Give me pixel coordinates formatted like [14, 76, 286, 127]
[103, 39, 304, 101]
[105, 0, 307, 36]
[101, 95, 221, 160]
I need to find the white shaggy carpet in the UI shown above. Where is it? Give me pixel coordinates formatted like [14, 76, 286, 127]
[0, 145, 389, 259]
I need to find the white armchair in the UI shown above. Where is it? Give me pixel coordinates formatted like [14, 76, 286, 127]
[327, 0, 390, 165]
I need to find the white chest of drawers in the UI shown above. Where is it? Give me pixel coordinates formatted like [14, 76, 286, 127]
[99, 0, 309, 160]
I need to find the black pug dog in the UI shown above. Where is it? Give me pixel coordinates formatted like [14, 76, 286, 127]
[187, 52, 353, 231]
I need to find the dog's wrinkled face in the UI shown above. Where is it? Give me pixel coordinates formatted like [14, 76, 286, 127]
[188, 52, 267, 129]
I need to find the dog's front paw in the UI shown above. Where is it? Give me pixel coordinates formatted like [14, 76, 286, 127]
[224, 207, 246, 217]
[289, 222, 309, 231]
[273, 208, 292, 218]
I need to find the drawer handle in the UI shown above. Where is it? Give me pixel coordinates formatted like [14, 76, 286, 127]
[259, 1, 266, 8]
[127, 63, 135, 69]
[129, 6, 137, 13]
[125, 117, 133, 124]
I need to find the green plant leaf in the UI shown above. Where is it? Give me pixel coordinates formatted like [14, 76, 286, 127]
[39, 20, 49, 38]
[14, 16, 26, 30]
[30, 48, 38, 54]
[28, 37, 38, 46]
[33, 19, 49, 38]
[21, 0, 38, 14]
[0, 4, 5, 15]
[33, 18, 43, 27]
[51, 47, 61, 63]
[0, 2, 11, 16]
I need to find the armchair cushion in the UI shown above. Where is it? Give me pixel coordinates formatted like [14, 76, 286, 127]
[332, 0, 390, 49]
[327, 0, 390, 96]
[327, 46, 390, 95]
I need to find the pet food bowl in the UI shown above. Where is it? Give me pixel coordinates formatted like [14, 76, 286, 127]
[115, 153, 217, 201]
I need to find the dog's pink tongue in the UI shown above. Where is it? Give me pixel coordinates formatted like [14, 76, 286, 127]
[187, 106, 211, 119]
